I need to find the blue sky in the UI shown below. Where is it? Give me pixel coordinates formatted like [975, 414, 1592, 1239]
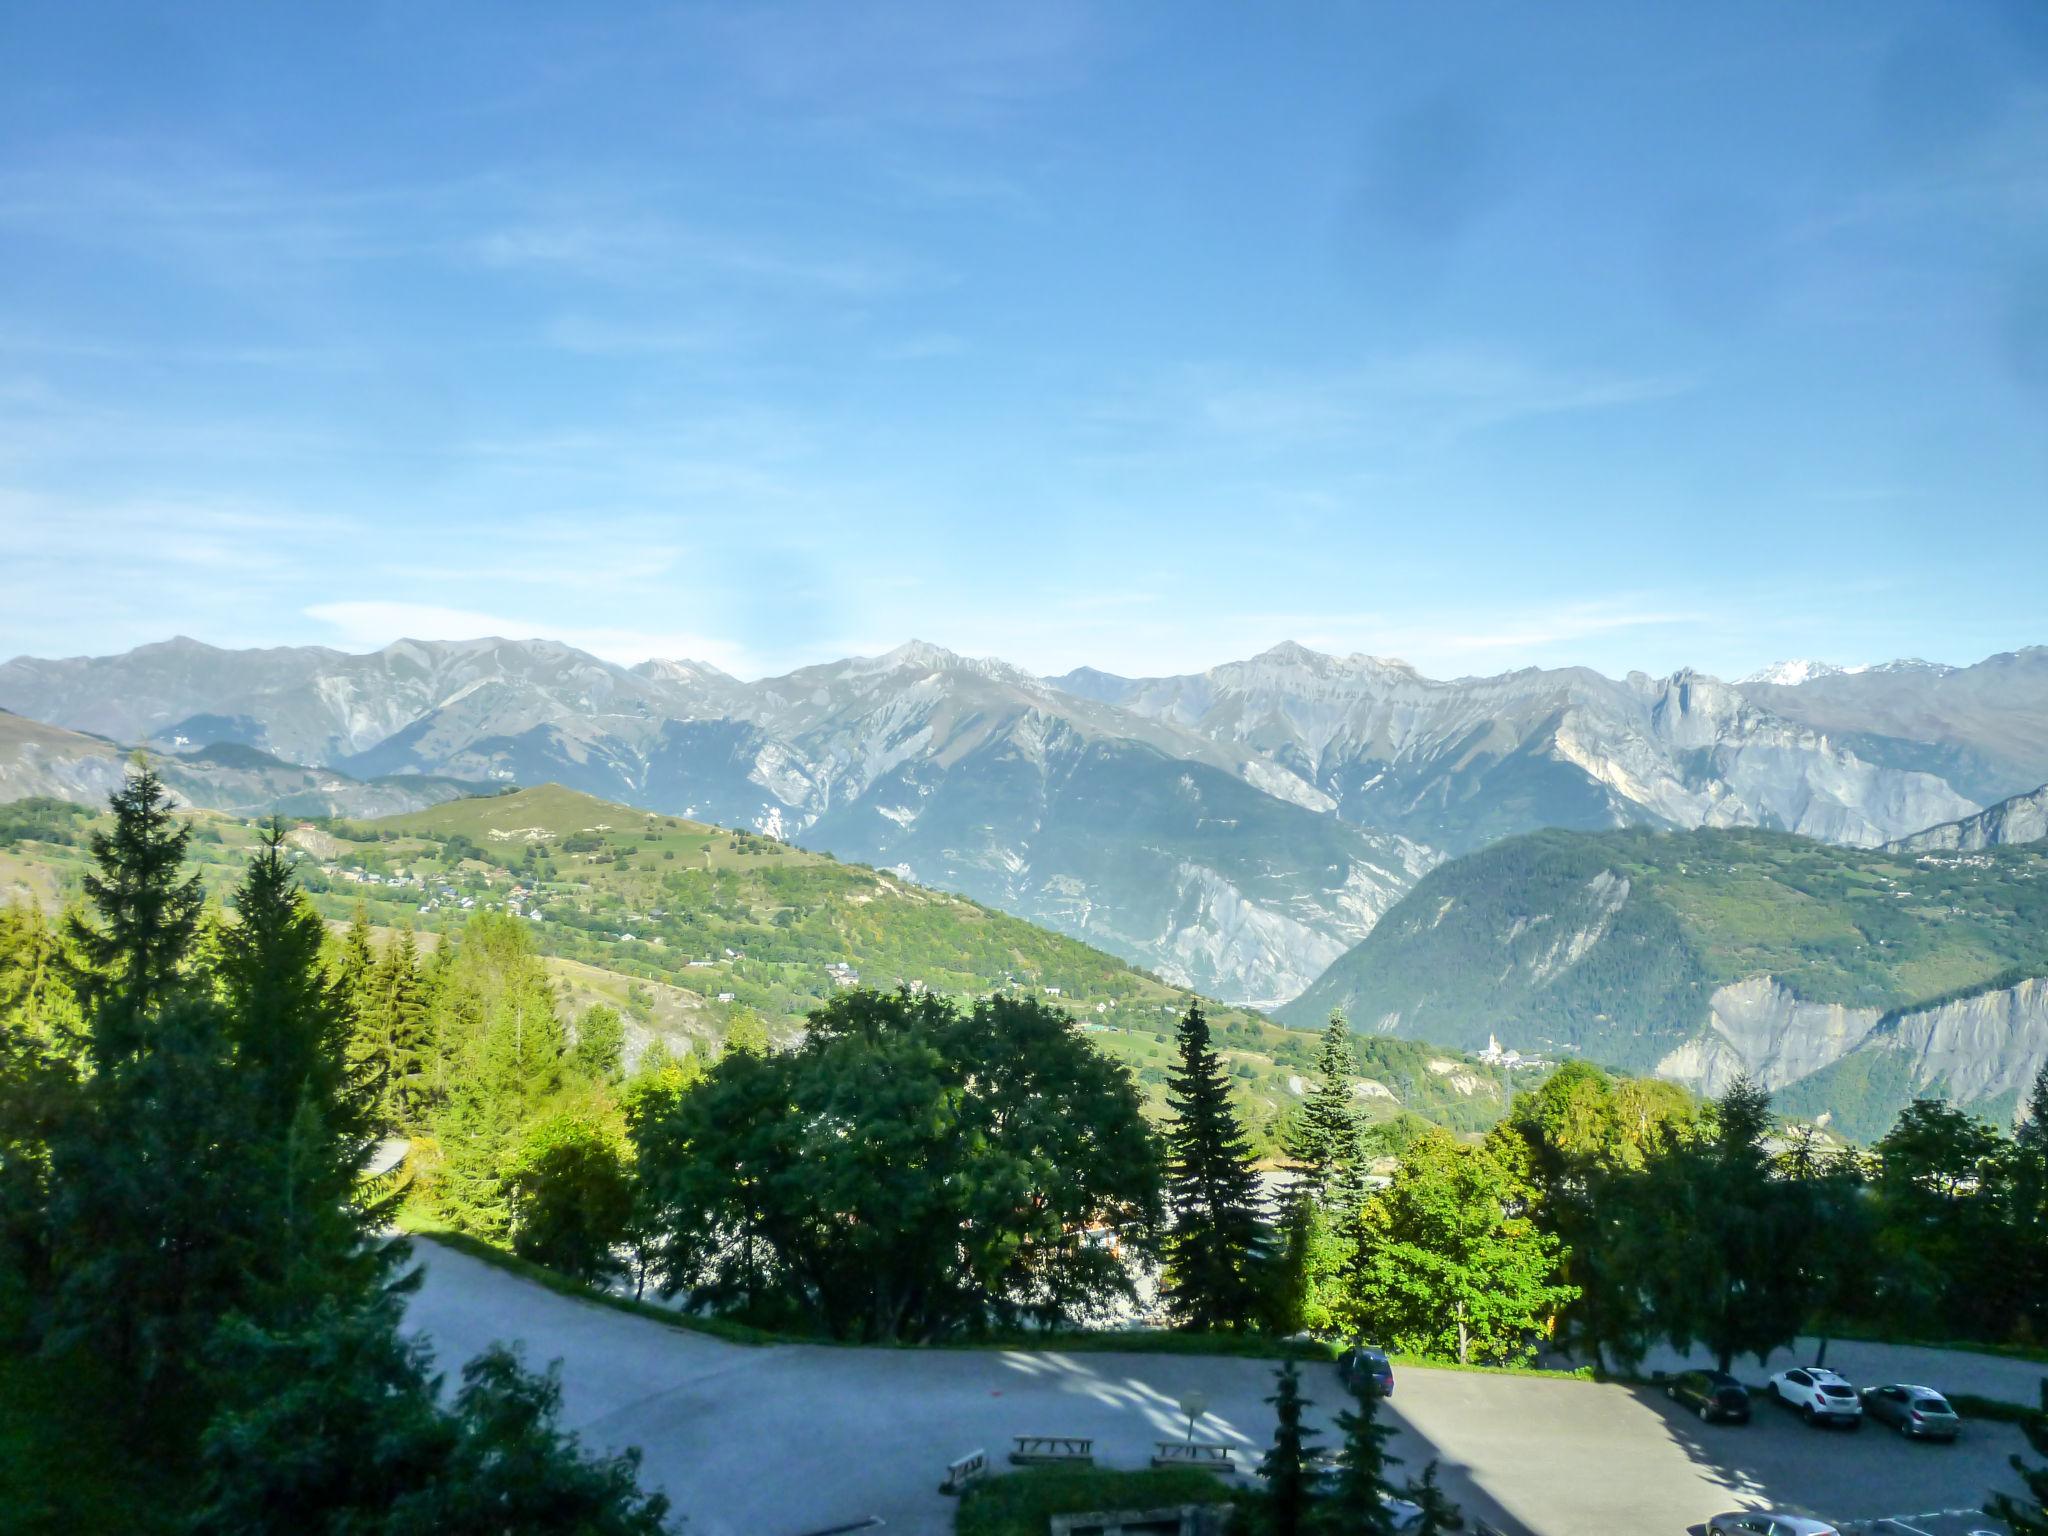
[2, 2, 2044, 681]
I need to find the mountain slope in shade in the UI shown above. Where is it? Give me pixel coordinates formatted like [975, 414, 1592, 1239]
[1887, 782, 2048, 853]
[1048, 643, 1978, 852]
[1283, 824, 2048, 1137]
[0, 709, 478, 819]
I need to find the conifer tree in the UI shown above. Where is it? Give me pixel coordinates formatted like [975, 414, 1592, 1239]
[1162, 1001, 1267, 1330]
[65, 762, 202, 1062]
[333, 902, 378, 1046]
[1403, 1459, 1461, 1536]
[1322, 1381, 1402, 1536]
[2012, 1066, 2048, 1340]
[366, 928, 433, 1127]
[217, 821, 394, 1309]
[48, 768, 238, 1392]
[1288, 1011, 1362, 1205]
[569, 1003, 626, 1083]
[1259, 1359, 1319, 1536]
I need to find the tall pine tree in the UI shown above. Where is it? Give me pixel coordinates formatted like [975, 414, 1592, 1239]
[2010, 1066, 2048, 1342]
[1287, 1011, 1362, 1205]
[217, 821, 396, 1311]
[1323, 1382, 1402, 1536]
[1259, 1360, 1319, 1536]
[1162, 1001, 1266, 1330]
[47, 766, 239, 1394]
[64, 761, 202, 1063]
[365, 927, 433, 1128]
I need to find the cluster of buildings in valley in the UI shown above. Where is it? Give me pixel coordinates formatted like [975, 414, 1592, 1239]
[1475, 1032, 1551, 1071]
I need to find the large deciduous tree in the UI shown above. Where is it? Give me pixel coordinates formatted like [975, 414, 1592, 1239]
[1341, 1127, 1574, 1365]
[634, 988, 1161, 1340]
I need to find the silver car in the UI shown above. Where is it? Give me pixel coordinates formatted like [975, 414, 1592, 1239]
[1706, 1514, 1840, 1536]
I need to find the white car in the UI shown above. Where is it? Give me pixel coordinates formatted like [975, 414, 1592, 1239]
[1767, 1366, 1864, 1427]
[1706, 1514, 1840, 1536]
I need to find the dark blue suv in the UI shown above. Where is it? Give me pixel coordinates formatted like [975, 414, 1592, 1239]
[1337, 1345, 1395, 1397]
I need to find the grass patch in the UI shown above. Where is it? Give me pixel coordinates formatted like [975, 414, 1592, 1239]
[965, 1329, 1337, 1363]
[955, 1466, 1235, 1536]
[0, 1347, 188, 1535]
[1949, 1392, 2041, 1425]
[1808, 1325, 2048, 1368]
[1387, 1351, 1596, 1382]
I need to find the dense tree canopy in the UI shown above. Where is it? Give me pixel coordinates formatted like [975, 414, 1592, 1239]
[0, 770, 675, 1531]
[633, 987, 1162, 1339]
[1342, 1127, 1574, 1365]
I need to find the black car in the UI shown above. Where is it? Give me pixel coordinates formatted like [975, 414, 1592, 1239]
[1337, 1345, 1395, 1397]
[1666, 1369, 1751, 1424]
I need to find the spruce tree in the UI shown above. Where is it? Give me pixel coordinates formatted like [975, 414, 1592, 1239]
[65, 762, 202, 1063]
[1323, 1382, 1402, 1536]
[1287, 1012, 1362, 1205]
[569, 1003, 626, 1083]
[333, 902, 378, 1054]
[1403, 1459, 1461, 1536]
[367, 928, 432, 1128]
[1259, 1359, 1319, 1536]
[217, 821, 394, 1309]
[2013, 1066, 2048, 1341]
[47, 766, 235, 1391]
[1162, 1001, 1266, 1330]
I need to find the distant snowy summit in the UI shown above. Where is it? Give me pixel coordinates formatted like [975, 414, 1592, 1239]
[1737, 659, 1849, 687]
[1737, 657, 1956, 687]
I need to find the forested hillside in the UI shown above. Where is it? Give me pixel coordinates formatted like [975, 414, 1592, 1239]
[0, 783, 1514, 1149]
[1285, 825, 2048, 1135]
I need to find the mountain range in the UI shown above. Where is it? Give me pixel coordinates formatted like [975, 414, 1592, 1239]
[3, 635, 2044, 1007]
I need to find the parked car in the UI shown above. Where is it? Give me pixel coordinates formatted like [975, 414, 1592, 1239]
[1337, 1344, 1396, 1397]
[1859, 1383, 1961, 1441]
[1666, 1369, 1751, 1424]
[1706, 1513, 1840, 1536]
[1767, 1366, 1863, 1428]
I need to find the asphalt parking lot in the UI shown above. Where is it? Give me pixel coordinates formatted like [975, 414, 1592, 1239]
[404, 1240, 2035, 1536]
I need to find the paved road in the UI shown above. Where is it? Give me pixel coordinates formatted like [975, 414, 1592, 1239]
[404, 1241, 2035, 1536]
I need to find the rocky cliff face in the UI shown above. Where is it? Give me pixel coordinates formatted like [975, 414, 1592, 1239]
[1886, 782, 2048, 853]
[1656, 973, 2048, 1133]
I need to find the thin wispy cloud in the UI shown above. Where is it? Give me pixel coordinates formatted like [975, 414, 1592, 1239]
[304, 601, 757, 676]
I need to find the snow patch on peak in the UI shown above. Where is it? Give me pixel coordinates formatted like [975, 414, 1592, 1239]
[1737, 660, 1846, 687]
